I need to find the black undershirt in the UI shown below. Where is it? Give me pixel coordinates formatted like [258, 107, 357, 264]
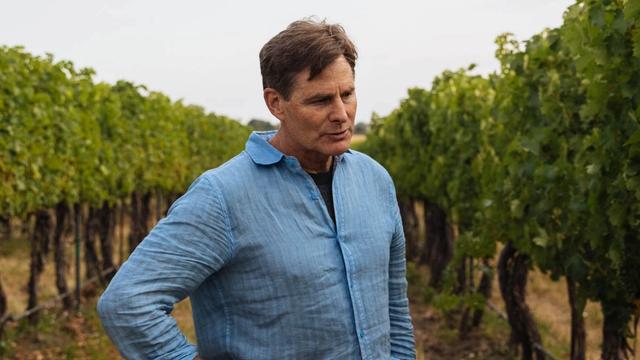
[307, 168, 336, 225]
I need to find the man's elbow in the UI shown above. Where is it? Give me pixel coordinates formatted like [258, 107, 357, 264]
[97, 288, 121, 324]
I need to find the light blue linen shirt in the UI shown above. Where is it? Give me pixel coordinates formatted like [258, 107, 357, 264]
[97, 131, 416, 360]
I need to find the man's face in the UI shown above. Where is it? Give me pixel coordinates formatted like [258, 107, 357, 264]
[271, 56, 356, 164]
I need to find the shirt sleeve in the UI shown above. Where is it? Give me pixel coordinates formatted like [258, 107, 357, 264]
[97, 173, 234, 360]
[388, 184, 417, 360]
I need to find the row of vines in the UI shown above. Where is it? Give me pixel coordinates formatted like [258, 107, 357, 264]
[0, 45, 250, 331]
[361, 0, 640, 359]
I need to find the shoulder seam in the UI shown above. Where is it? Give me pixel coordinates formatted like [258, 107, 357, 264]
[202, 173, 238, 262]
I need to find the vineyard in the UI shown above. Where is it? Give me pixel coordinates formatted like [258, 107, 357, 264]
[0, 42, 250, 348]
[0, 0, 639, 359]
[360, 0, 640, 359]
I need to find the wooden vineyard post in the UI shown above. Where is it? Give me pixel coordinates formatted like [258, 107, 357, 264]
[74, 203, 82, 311]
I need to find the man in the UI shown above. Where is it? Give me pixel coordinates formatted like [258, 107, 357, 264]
[98, 19, 416, 360]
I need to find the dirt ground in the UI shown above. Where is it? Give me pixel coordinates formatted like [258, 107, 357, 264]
[0, 216, 631, 360]
[3, 290, 516, 360]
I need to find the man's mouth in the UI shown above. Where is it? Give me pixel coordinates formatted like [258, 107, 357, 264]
[328, 129, 349, 136]
[326, 128, 350, 140]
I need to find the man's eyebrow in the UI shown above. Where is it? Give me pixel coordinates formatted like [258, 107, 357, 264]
[304, 93, 331, 102]
[341, 86, 355, 95]
[303, 86, 355, 103]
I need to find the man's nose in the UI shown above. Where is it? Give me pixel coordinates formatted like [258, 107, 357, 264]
[330, 97, 349, 123]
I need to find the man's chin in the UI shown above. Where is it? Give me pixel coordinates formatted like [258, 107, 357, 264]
[325, 141, 351, 157]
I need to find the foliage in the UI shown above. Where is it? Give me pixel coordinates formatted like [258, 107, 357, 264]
[362, 0, 640, 347]
[248, 118, 278, 131]
[0, 46, 250, 217]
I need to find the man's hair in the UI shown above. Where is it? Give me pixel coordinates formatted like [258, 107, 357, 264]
[259, 18, 358, 100]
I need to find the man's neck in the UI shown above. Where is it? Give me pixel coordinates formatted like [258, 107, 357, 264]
[303, 157, 334, 174]
[268, 133, 333, 173]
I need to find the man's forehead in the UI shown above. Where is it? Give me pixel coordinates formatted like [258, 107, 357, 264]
[291, 66, 355, 98]
[297, 79, 355, 96]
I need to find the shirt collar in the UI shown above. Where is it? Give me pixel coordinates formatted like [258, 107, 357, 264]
[244, 130, 352, 166]
[245, 131, 283, 165]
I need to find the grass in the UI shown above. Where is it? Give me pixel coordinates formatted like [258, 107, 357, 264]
[1, 296, 119, 359]
[0, 214, 196, 360]
[1, 295, 196, 359]
[488, 267, 607, 360]
[0, 209, 626, 359]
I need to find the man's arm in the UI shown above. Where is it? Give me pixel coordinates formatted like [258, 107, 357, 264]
[388, 193, 417, 360]
[97, 173, 233, 360]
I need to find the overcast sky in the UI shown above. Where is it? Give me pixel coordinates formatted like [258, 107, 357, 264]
[1, 0, 574, 125]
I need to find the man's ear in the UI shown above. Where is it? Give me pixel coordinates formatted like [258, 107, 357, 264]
[263, 88, 286, 121]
